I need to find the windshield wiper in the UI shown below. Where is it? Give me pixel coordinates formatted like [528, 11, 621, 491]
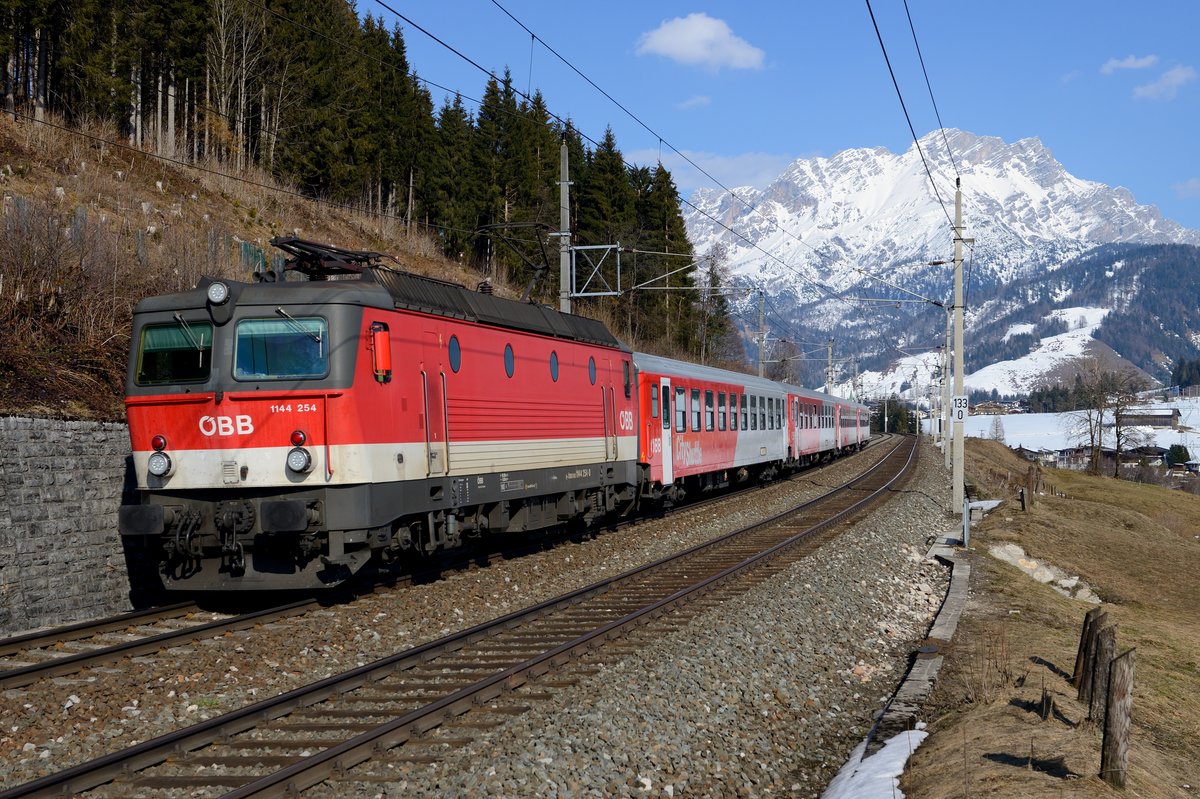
[275, 307, 323, 355]
[172, 312, 207, 367]
[173, 312, 204, 350]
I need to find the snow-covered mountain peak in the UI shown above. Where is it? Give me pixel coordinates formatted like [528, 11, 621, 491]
[683, 131, 1200, 394]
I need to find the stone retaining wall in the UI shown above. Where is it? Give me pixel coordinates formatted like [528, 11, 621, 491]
[0, 416, 142, 636]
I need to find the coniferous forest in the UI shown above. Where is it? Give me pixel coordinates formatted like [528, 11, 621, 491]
[1, 0, 741, 415]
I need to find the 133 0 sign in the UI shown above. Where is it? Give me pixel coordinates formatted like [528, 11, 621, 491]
[952, 395, 969, 423]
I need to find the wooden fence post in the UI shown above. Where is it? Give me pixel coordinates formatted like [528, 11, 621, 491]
[1073, 607, 1104, 688]
[1077, 612, 1109, 701]
[1088, 624, 1118, 723]
[1101, 648, 1136, 789]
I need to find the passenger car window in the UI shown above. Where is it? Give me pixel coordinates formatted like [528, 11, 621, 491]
[675, 387, 686, 432]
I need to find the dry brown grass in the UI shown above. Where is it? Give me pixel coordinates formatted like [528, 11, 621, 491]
[901, 439, 1200, 798]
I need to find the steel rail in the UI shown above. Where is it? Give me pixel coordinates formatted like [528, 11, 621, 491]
[0, 600, 317, 690]
[0, 603, 197, 657]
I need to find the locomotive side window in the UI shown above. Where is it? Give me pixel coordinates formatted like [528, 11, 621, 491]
[504, 344, 515, 378]
[448, 335, 462, 373]
[718, 392, 726, 431]
[589, 357, 597, 385]
[234, 317, 327, 380]
[675, 387, 686, 432]
[550, 351, 559, 382]
[690, 388, 701, 432]
[650, 384, 659, 418]
[136, 320, 214, 385]
[705, 390, 714, 431]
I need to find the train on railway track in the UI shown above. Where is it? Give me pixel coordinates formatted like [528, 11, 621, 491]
[118, 238, 870, 591]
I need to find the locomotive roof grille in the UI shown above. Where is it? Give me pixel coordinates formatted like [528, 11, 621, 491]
[364, 267, 622, 349]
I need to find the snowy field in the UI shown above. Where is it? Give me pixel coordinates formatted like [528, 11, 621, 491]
[946, 397, 1200, 454]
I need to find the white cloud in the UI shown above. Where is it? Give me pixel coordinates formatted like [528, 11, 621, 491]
[636, 13, 764, 71]
[677, 95, 711, 110]
[1134, 65, 1197, 100]
[626, 147, 795, 195]
[1174, 178, 1200, 198]
[1100, 54, 1158, 75]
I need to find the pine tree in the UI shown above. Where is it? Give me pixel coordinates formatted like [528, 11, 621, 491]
[430, 93, 476, 259]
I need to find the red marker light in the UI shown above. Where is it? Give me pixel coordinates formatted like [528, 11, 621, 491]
[151, 435, 167, 452]
[290, 430, 307, 447]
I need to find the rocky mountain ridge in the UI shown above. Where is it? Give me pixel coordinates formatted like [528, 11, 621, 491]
[683, 129, 1200, 393]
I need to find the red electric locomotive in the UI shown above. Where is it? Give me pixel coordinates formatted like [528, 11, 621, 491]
[120, 240, 638, 590]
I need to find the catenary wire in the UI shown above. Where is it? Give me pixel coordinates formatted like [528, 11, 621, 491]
[902, 0, 960, 181]
[864, 0, 954, 232]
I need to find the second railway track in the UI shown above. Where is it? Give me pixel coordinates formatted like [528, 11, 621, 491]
[2, 435, 916, 799]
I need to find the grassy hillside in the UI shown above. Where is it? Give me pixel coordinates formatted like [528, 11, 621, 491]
[902, 439, 1199, 797]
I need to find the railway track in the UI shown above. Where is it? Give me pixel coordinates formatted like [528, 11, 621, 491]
[1, 435, 915, 799]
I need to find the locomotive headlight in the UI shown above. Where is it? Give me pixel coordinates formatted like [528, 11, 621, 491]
[286, 447, 313, 474]
[206, 281, 230, 305]
[147, 451, 173, 477]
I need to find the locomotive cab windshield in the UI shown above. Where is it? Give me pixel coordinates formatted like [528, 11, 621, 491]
[234, 316, 329, 380]
[135, 319, 213, 385]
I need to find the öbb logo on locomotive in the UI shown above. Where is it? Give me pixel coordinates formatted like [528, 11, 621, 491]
[118, 238, 871, 592]
[198, 415, 255, 437]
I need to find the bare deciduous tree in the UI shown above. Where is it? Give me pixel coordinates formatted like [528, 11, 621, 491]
[1110, 370, 1150, 478]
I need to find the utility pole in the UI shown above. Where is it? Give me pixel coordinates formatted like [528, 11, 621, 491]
[952, 178, 973, 512]
[943, 314, 952, 469]
[825, 339, 834, 394]
[558, 139, 572, 313]
[756, 289, 767, 377]
[406, 168, 414, 237]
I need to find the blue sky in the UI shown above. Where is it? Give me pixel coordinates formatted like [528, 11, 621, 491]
[373, 1, 1200, 229]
